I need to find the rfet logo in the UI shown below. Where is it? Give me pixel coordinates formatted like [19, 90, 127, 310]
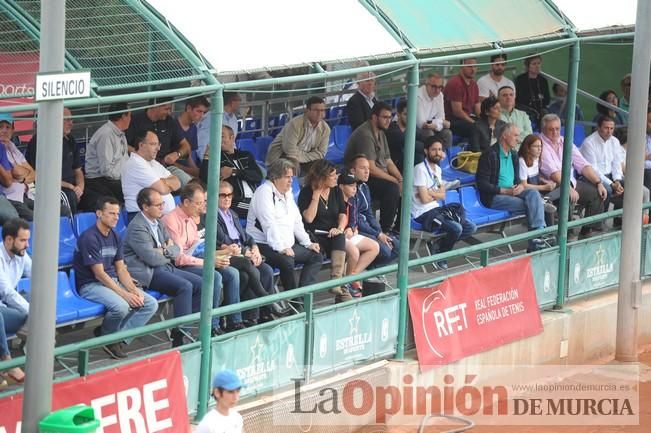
[409, 257, 543, 370]
[420, 289, 469, 359]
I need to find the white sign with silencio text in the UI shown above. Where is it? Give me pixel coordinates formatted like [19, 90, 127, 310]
[35, 71, 91, 101]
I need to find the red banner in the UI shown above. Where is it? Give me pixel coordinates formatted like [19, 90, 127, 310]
[408, 257, 543, 370]
[0, 351, 189, 433]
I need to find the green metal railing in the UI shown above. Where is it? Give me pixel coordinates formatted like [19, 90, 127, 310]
[1, 206, 647, 396]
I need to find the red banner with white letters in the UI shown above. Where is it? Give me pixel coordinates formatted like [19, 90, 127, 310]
[0, 351, 189, 433]
[408, 257, 543, 370]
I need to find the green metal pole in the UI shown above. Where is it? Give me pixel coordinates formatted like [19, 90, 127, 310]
[554, 40, 580, 309]
[196, 92, 224, 420]
[395, 63, 420, 359]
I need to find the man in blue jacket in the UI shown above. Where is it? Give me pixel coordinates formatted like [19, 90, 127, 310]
[347, 154, 399, 266]
[476, 123, 547, 252]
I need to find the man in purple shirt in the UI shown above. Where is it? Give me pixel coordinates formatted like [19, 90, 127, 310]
[539, 114, 607, 237]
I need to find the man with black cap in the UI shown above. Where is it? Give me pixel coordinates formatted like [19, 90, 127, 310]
[195, 370, 244, 433]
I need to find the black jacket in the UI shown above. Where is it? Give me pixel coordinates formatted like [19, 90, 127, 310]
[200, 149, 263, 218]
[469, 118, 506, 152]
[346, 92, 377, 131]
[476, 143, 520, 207]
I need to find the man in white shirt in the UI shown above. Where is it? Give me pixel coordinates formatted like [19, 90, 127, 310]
[121, 130, 181, 220]
[195, 370, 244, 433]
[412, 138, 476, 269]
[85, 102, 131, 204]
[246, 158, 323, 303]
[478, 54, 515, 101]
[0, 218, 31, 384]
[416, 72, 452, 148]
[581, 115, 626, 216]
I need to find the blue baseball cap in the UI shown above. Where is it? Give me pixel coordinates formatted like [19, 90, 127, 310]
[0, 113, 14, 126]
[212, 370, 243, 391]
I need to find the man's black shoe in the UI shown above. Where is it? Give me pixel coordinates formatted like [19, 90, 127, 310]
[226, 322, 246, 333]
[170, 328, 185, 348]
[103, 342, 128, 359]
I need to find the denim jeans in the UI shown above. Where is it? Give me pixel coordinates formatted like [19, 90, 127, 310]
[182, 266, 243, 327]
[0, 306, 28, 357]
[416, 211, 477, 252]
[79, 280, 158, 343]
[491, 188, 545, 229]
[149, 265, 202, 319]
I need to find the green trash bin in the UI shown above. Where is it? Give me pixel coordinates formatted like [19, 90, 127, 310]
[39, 404, 100, 433]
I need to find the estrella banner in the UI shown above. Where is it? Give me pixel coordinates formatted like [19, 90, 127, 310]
[0, 351, 188, 433]
[312, 293, 399, 376]
[568, 234, 620, 296]
[531, 249, 559, 306]
[408, 257, 543, 370]
[212, 317, 305, 397]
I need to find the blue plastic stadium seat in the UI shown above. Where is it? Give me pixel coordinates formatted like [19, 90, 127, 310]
[236, 138, 255, 154]
[325, 144, 344, 165]
[239, 118, 262, 139]
[74, 212, 126, 239]
[444, 190, 461, 204]
[174, 195, 181, 206]
[27, 217, 76, 267]
[560, 125, 586, 147]
[254, 135, 273, 163]
[67, 269, 108, 319]
[268, 114, 288, 137]
[327, 106, 347, 127]
[333, 125, 352, 151]
[459, 186, 509, 225]
[292, 177, 300, 202]
[19, 272, 106, 324]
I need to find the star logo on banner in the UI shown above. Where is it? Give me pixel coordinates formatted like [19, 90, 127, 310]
[595, 244, 606, 266]
[349, 309, 361, 335]
[250, 335, 264, 365]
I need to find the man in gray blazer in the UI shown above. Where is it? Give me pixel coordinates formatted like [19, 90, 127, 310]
[123, 187, 220, 347]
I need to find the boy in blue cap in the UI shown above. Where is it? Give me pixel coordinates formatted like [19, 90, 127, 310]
[195, 370, 244, 433]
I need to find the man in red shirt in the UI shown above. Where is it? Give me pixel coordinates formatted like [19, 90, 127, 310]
[444, 58, 481, 141]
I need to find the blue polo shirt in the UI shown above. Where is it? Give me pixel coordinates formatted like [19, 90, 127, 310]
[73, 224, 123, 288]
[497, 146, 515, 189]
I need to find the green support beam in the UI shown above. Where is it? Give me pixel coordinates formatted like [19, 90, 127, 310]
[554, 40, 580, 309]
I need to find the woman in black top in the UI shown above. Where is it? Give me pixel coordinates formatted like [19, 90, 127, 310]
[469, 96, 506, 152]
[297, 160, 352, 303]
[515, 54, 550, 124]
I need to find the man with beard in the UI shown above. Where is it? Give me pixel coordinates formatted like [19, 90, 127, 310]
[412, 138, 476, 269]
[444, 58, 481, 140]
[0, 218, 30, 385]
[477, 54, 515, 101]
[344, 102, 403, 233]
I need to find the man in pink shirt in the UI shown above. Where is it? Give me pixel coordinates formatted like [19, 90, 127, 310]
[539, 114, 607, 238]
[444, 58, 481, 141]
[162, 182, 244, 334]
